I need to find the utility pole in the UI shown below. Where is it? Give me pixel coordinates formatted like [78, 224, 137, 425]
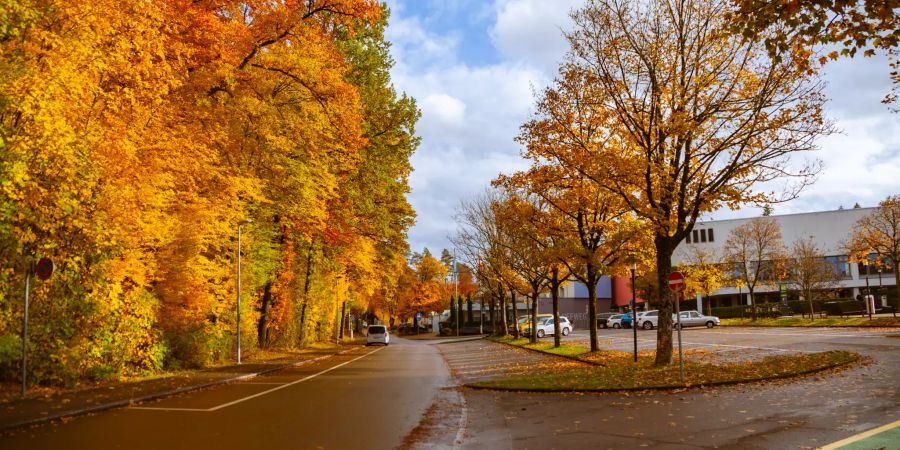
[236, 219, 252, 364]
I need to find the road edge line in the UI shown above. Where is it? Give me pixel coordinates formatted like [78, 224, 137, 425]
[819, 419, 900, 449]
[0, 347, 355, 431]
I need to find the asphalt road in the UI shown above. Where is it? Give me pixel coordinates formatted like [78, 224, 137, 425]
[458, 326, 900, 449]
[0, 338, 455, 450]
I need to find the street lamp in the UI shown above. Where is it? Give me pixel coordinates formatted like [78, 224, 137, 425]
[237, 218, 252, 364]
[630, 261, 638, 362]
[863, 260, 871, 320]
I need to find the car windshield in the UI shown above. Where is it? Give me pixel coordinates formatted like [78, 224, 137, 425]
[368, 326, 385, 334]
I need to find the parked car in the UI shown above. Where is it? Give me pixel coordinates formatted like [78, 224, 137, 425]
[527, 316, 574, 338]
[597, 312, 616, 329]
[675, 310, 720, 328]
[637, 310, 660, 329]
[520, 314, 552, 336]
[609, 313, 634, 328]
[366, 325, 390, 346]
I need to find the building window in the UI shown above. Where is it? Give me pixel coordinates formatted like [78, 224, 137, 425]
[825, 255, 851, 279]
[693, 230, 699, 243]
[708, 228, 714, 242]
[859, 255, 895, 276]
[686, 232, 692, 243]
[700, 229, 707, 242]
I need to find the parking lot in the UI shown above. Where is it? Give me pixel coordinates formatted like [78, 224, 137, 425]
[452, 326, 900, 448]
[558, 325, 900, 363]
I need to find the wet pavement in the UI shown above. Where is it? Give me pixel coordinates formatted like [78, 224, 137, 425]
[448, 327, 900, 449]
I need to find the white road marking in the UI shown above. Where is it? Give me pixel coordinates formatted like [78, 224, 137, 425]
[130, 347, 384, 412]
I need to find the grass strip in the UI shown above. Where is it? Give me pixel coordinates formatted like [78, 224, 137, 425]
[476, 337, 860, 392]
[720, 317, 900, 327]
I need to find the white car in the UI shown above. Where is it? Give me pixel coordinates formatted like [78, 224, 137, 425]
[675, 310, 720, 328]
[366, 325, 390, 346]
[638, 310, 660, 329]
[639, 310, 720, 329]
[606, 314, 625, 328]
[529, 316, 574, 338]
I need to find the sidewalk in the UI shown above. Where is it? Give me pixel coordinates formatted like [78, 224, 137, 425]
[0, 345, 353, 431]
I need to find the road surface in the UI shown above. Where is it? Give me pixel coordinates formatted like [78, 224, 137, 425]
[0, 338, 456, 450]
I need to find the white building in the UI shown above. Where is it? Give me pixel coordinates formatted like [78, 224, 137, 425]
[672, 207, 895, 308]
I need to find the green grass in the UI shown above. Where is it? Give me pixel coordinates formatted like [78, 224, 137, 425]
[482, 334, 861, 391]
[721, 316, 900, 327]
[469, 350, 860, 391]
[489, 336, 592, 358]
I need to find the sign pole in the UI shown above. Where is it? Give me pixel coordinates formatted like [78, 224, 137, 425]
[668, 271, 686, 385]
[675, 288, 684, 385]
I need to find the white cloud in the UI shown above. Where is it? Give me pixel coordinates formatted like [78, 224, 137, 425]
[489, 0, 580, 72]
[421, 93, 467, 126]
[386, 0, 900, 253]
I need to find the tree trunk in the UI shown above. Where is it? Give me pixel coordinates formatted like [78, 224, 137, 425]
[499, 287, 508, 337]
[654, 236, 675, 366]
[511, 290, 519, 338]
[586, 263, 599, 352]
[338, 300, 347, 340]
[258, 281, 273, 348]
[530, 285, 539, 344]
[894, 269, 899, 309]
[551, 268, 561, 348]
[749, 288, 757, 320]
[807, 288, 815, 320]
[298, 243, 314, 348]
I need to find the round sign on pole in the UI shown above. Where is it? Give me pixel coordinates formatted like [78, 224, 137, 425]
[35, 258, 54, 281]
[668, 271, 685, 292]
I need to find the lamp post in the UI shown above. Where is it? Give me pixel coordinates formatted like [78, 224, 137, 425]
[878, 267, 883, 306]
[863, 260, 871, 320]
[237, 219, 252, 364]
[630, 262, 638, 362]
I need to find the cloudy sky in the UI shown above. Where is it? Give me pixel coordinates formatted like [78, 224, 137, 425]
[383, 0, 900, 255]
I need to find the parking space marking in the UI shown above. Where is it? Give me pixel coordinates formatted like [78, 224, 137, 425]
[130, 347, 384, 412]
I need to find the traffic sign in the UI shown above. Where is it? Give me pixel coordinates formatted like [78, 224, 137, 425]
[35, 258, 54, 281]
[416, 312, 422, 321]
[668, 271, 685, 291]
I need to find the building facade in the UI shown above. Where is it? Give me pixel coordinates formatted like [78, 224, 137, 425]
[671, 207, 896, 308]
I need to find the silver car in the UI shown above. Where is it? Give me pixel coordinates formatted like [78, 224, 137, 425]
[675, 310, 720, 328]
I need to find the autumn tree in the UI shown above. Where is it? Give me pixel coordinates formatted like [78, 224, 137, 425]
[676, 246, 726, 315]
[493, 194, 552, 344]
[554, 0, 831, 365]
[727, 0, 900, 105]
[452, 190, 521, 337]
[498, 166, 649, 351]
[845, 195, 900, 306]
[723, 218, 788, 320]
[0, 0, 421, 385]
[786, 236, 843, 317]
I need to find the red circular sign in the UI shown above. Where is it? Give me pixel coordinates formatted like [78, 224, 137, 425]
[667, 271, 684, 291]
[35, 258, 54, 281]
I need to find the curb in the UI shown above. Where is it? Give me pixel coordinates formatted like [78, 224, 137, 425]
[0, 347, 356, 431]
[464, 352, 862, 393]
